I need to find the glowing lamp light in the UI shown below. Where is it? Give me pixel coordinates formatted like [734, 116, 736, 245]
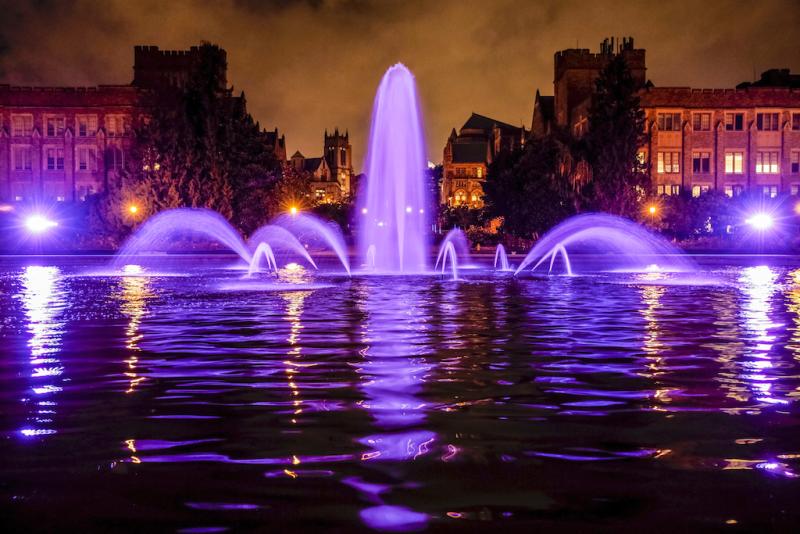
[289, 206, 298, 216]
[25, 215, 58, 233]
[405, 206, 412, 213]
[746, 213, 773, 230]
[648, 205, 657, 215]
[0, 204, 13, 213]
[128, 204, 139, 214]
[361, 208, 368, 215]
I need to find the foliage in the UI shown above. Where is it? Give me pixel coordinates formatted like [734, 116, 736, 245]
[483, 135, 573, 239]
[89, 42, 283, 244]
[579, 54, 649, 217]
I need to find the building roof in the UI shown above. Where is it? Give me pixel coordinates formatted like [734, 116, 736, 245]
[639, 86, 800, 108]
[303, 157, 325, 173]
[737, 69, 800, 89]
[451, 142, 487, 164]
[291, 150, 304, 158]
[536, 95, 554, 122]
[461, 112, 521, 133]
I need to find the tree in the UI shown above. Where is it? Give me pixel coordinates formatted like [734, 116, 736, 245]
[580, 54, 649, 217]
[483, 135, 572, 239]
[89, 42, 282, 244]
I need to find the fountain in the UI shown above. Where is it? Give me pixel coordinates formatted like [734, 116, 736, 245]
[437, 241, 458, 281]
[247, 224, 317, 269]
[113, 208, 251, 267]
[273, 213, 351, 275]
[357, 63, 430, 273]
[434, 228, 470, 271]
[515, 213, 696, 275]
[494, 244, 510, 271]
[248, 242, 278, 277]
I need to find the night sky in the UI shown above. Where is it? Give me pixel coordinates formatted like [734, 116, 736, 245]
[1, 0, 799, 171]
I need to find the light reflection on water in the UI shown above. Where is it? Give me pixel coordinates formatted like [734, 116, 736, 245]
[1, 256, 800, 531]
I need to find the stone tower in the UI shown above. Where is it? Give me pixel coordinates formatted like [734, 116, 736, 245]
[324, 128, 353, 197]
[554, 36, 646, 127]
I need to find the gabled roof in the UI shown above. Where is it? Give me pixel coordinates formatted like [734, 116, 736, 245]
[291, 150, 304, 159]
[536, 94, 554, 122]
[461, 112, 520, 133]
[451, 142, 487, 164]
[303, 157, 325, 173]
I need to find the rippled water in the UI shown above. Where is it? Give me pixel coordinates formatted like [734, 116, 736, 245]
[1, 255, 799, 531]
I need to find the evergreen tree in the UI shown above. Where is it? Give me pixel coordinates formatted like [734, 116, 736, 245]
[581, 54, 649, 217]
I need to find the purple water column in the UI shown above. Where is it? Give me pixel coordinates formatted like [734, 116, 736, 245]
[358, 64, 430, 273]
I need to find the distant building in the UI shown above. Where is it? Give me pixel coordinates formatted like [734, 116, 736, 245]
[0, 45, 286, 203]
[289, 128, 353, 203]
[441, 112, 525, 207]
[532, 37, 800, 198]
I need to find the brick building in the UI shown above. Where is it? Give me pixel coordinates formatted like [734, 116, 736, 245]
[441, 112, 525, 207]
[0, 45, 286, 203]
[532, 37, 800, 198]
[288, 128, 353, 203]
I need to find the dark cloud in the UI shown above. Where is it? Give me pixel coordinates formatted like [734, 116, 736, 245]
[1, 0, 798, 170]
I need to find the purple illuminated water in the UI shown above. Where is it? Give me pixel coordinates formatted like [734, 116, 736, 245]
[358, 64, 430, 273]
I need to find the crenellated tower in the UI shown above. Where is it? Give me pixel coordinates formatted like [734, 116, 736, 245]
[324, 128, 353, 197]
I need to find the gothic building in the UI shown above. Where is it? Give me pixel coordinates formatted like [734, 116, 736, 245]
[441, 113, 525, 207]
[531, 37, 800, 198]
[289, 129, 353, 203]
[0, 45, 286, 203]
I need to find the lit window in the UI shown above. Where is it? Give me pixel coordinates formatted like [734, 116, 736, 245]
[657, 185, 666, 196]
[471, 193, 478, 202]
[657, 151, 680, 173]
[12, 114, 33, 136]
[46, 116, 65, 137]
[106, 115, 129, 137]
[77, 115, 98, 137]
[477, 167, 483, 178]
[724, 185, 733, 197]
[792, 151, 800, 174]
[791, 185, 799, 196]
[46, 148, 64, 170]
[691, 185, 710, 197]
[77, 147, 97, 171]
[755, 151, 779, 174]
[725, 152, 743, 174]
[756, 112, 780, 131]
[762, 185, 778, 198]
[12, 146, 32, 170]
[692, 151, 711, 174]
[725, 113, 744, 131]
[671, 185, 681, 195]
[657, 112, 681, 131]
[692, 113, 711, 131]
[56, 196, 65, 202]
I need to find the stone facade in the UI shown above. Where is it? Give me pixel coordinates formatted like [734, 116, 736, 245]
[441, 112, 525, 207]
[0, 45, 286, 204]
[289, 129, 353, 203]
[532, 37, 800, 198]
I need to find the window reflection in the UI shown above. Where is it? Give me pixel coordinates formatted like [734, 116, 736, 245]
[17, 265, 66, 438]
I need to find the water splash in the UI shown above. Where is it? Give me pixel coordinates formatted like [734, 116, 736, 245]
[113, 208, 251, 267]
[434, 228, 470, 271]
[438, 241, 458, 281]
[494, 244, 510, 271]
[358, 64, 430, 273]
[248, 224, 317, 270]
[515, 213, 695, 275]
[248, 242, 278, 277]
[273, 213, 350, 276]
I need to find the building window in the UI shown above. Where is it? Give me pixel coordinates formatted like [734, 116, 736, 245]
[107, 146, 124, 171]
[756, 112, 780, 131]
[755, 151, 779, 174]
[792, 151, 800, 174]
[106, 115, 129, 137]
[56, 196, 66, 202]
[46, 148, 64, 170]
[77, 115, 98, 137]
[691, 185, 710, 197]
[656, 184, 681, 196]
[12, 114, 33, 136]
[762, 185, 779, 198]
[456, 168, 465, 177]
[46, 116, 66, 137]
[454, 190, 467, 205]
[725, 152, 744, 174]
[692, 151, 711, 173]
[12, 146, 33, 170]
[476, 167, 483, 178]
[725, 113, 744, 131]
[724, 185, 744, 198]
[793, 113, 800, 131]
[657, 112, 681, 131]
[791, 185, 799, 196]
[339, 148, 346, 166]
[657, 151, 680, 173]
[692, 113, 711, 131]
[77, 147, 97, 171]
[471, 193, 478, 203]
[315, 188, 325, 200]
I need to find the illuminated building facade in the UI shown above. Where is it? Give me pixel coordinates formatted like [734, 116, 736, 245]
[532, 37, 800, 197]
[441, 113, 525, 207]
[289, 129, 353, 203]
[0, 45, 286, 203]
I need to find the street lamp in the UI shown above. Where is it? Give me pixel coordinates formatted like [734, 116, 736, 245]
[128, 204, 139, 215]
[25, 215, 58, 234]
[289, 206, 298, 216]
[746, 213, 773, 231]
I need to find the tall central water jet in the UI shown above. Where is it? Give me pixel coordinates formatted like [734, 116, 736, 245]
[358, 64, 430, 273]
